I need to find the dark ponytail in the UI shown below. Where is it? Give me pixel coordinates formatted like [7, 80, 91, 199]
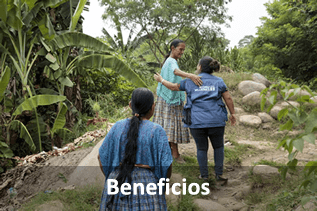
[199, 56, 220, 74]
[107, 88, 154, 209]
[162, 39, 185, 65]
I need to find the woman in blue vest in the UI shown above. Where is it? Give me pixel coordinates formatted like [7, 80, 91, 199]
[154, 56, 236, 181]
[153, 39, 202, 163]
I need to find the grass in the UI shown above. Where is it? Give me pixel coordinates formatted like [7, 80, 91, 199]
[20, 184, 103, 211]
[214, 72, 253, 91]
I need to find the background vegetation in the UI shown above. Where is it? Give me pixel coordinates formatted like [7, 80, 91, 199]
[0, 0, 316, 209]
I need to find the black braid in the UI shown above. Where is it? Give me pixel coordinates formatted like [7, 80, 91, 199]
[106, 88, 154, 209]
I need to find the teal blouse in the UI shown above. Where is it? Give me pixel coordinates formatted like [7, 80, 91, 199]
[156, 57, 185, 105]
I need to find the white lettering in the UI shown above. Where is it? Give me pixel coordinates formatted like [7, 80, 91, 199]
[146, 183, 157, 195]
[172, 183, 181, 195]
[201, 183, 210, 195]
[121, 183, 131, 195]
[107, 179, 119, 195]
[157, 178, 165, 195]
[133, 183, 144, 195]
[188, 183, 200, 195]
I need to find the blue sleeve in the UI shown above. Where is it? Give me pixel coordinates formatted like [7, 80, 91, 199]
[98, 122, 120, 179]
[154, 127, 173, 179]
[219, 79, 228, 93]
[179, 79, 187, 91]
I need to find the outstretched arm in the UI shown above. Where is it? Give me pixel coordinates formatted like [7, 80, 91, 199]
[154, 73, 181, 91]
[174, 69, 202, 86]
[222, 91, 236, 126]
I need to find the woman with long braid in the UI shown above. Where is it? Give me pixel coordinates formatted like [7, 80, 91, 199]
[98, 88, 173, 210]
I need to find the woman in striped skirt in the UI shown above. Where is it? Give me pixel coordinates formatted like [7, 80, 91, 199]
[153, 39, 202, 163]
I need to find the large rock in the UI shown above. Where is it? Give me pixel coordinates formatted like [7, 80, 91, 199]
[280, 101, 300, 108]
[238, 81, 267, 96]
[295, 200, 317, 211]
[239, 115, 262, 128]
[193, 199, 229, 211]
[170, 173, 183, 185]
[242, 91, 261, 106]
[310, 96, 317, 103]
[252, 73, 271, 87]
[253, 165, 290, 179]
[286, 89, 311, 100]
[257, 112, 274, 123]
[36, 200, 64, 211]
[270, 105, 283, 119]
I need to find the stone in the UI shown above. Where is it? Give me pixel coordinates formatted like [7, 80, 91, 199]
[36, 200, 64, 211]
[239, 115, 262, 128]
[170, 173, 183, 185]
[280, 101, 300, 108]
[286, 89, 311, 100]
[252, 73, 271, 87]
[218, 197, 246, 210]
[227, 179, 241, 187]
[166, 187, 181, 206]
[253, 165, 290, 179]
[234, 107, 245, 114]
[262, 123, 272, 130]
[193, 199, 229, 211]
[242, 91, 261, 106]
[310, 96, 317, 103]
[232, 186, 252, 200]
[258, 112, 274, 123]
[295, 200, 317, 211]
[269, 105, 283, 119]
[238, 81, 267, 96]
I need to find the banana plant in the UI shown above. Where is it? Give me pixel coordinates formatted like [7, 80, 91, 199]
[0, 67, 14, 158]
[0, 0, 70, 152]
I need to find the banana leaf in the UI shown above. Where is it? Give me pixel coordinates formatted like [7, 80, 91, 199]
[70, 0, 88, 31]
[51, 102, 67, 138]
[77, 54, 148, 88]
[13, 95, 66, 116]
[0, 66, 10, 102]
[0, 141, 14, 158]
[49, 32, 113, 52]
[11, 120, 36, 152]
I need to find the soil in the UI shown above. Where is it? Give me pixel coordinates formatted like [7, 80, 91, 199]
[0, 126, 316, 211]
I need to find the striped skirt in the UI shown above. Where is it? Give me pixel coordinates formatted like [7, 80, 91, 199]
[99, 168, 167, 211]
[152, 96, 190, 144]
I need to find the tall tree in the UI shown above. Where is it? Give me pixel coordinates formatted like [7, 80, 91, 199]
[100, 0, 232, 66]
[251, 0, 317, 84]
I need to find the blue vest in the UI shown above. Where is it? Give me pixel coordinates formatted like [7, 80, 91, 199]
[179, 73, 228, 128]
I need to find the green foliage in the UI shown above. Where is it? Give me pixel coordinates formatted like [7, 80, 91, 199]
[101, 0, 232, 65]
[261, 80, 317, 200]
[251, 0, 317, 86]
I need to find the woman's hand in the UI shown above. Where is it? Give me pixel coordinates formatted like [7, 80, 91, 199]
[229, 114, 236, 126]
[154, 73, 163, 83]
[189, 73, 203, 86]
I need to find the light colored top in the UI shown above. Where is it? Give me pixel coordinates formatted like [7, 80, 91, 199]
[156, 57, 185, 105]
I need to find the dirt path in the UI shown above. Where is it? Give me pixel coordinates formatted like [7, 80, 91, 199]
[0, 127, 316, 210]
